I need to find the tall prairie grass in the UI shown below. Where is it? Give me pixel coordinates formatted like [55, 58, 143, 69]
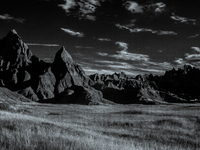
[0, 103, 199, 150]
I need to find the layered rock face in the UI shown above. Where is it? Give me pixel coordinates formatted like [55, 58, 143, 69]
[0, 30, 105, 105]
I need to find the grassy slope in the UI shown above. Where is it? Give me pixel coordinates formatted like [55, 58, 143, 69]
[0, 103, 200, 150]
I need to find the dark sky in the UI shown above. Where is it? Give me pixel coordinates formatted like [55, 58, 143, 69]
[1, 0, 200, 75]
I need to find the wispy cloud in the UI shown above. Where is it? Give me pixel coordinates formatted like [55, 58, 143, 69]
[0, 14, 25, 23]
[156, 31, 177, 35]
[61, 27, 84, 37]
[93, 41, 173, 75]
[81, 61, 140, 75]
[116, 23, 135, 30]
[58, 0, 100, 20]
[171, 13, 196, 25]
[43, 58, 53, 62]
[124, 2, 167, 15]
[174, 47, 200, 66]
[187, 34, 199, 39]
[124, 1, 143, 13]
[81, 66, 115, 75]
[75, 46, 94, 49]
[98, 41, 150, 62]
[111, 51, 150, 62]
[94, 59, 171, 75]
[77, 51, 173, 76]
[58, 0, 77, 13]
[174, 58, 185, 65]
[153, 2, 166, 13]
[116, 24, 177, 35]
[191, 47, 200, 53]
[98, 38, 111, 41]
[146, 2, 167, 14]
[185, 47, 200, 62]
[97, 52, 108, 56]
[115, 42, 128, 51]
[185, 53, 200, 61]
[26, 43, 60, 47]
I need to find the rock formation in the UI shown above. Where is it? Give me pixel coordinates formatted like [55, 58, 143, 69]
[151, 65, 200, 102]
[0, 29, 199, 105]
[90, 66, 200, 104]
[89, 73, 165, 104]
[0, 30, 105, 105]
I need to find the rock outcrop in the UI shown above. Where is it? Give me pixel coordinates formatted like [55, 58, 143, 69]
[0, 30, 104, 104]
[151, 65, 200, 102]
[89, 73, 165, 104]
[90, 66, 200, 104]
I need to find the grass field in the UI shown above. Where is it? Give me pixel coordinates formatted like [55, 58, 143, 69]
[0, 102, 200, 150]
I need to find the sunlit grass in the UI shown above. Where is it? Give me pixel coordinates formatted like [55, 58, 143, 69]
[0, 103, 199, 150]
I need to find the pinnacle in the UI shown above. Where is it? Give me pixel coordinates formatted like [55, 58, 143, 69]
[53, 46, 73, 64]
[61, 46, 66, 51]
[6, 29, 21, 39]
[10, 29, 18, 34]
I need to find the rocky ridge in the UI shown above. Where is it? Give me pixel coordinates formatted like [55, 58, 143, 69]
[0, 30, 199, 105]
[0, 30, 108, 105]
[89, 73, 165, 104]
[89, 66, 200, 104]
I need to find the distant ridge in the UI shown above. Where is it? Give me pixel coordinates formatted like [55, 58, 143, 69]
[0, 29, 199, 104]
[89, 65, 200, 103]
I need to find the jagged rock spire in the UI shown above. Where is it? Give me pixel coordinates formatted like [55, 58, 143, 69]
[0, 29, 32, 69]
[0, 30, 104, 104]
[53, 46, 74, 64]
[6, 29, 20, 38]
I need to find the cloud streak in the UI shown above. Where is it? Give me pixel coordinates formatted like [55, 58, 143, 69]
[116, 24, 177, 35]
[61, 27, 84, 37]
[97, 52, 108, 56]
[92, 41, 174, 75]
[171, 13, 196, 25]
[77, 50, 174, 76]
[191, 47, 200, 53]
[75, 46, 94, 49]
[0, 14, 25, 23]
[97, 41, 150, 62]
[26, 43, 60, 47]
[98, 38, 111, 41]
[174, 47, 200, 67]
[111, 51, 150, 62]
[187, 34, 199, 39]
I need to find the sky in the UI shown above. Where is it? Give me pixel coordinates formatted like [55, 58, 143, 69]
[1, 0, 200, 76]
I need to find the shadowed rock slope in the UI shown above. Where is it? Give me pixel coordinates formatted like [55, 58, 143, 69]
[0, 30, 109, 105]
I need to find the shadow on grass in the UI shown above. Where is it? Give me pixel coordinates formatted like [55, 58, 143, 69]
[113, 110, 144, 115]
[154, 119, 183, 127]
[47, 112, 62, 116]
[101, 131, 139, 139]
